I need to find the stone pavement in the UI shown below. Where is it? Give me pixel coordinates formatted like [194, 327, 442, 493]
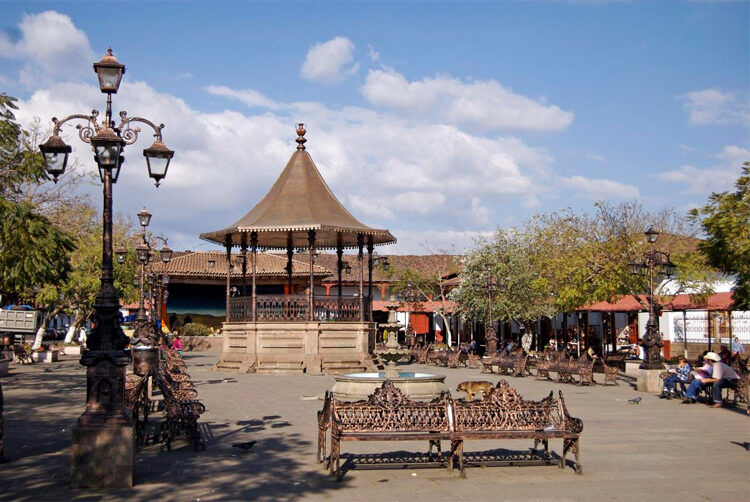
[1, 352, 749, 501]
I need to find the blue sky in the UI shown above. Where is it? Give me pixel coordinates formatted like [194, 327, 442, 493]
[0, 1, 747, 254]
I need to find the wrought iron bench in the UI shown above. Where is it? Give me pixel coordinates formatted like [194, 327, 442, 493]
[427, 347, 466, 368]
[451, 379, 584, 477]
[482, 350, 529, 377]
[536, 351, 595, 385]
[12, 345, 33, 365]
[323, 382, 453, 480]
[319, 380, 584, 479]
[125, 371, 151, 445]
[410, 343, 433, 364]
[154, 351, 205, 451]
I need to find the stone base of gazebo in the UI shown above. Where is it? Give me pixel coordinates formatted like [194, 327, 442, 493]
[212, 321, 378, 374]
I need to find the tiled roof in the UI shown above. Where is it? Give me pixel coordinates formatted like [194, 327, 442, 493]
[150, 251, 331, 279]
[579, 292, 735, 312]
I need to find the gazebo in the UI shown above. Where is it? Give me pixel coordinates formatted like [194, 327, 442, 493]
[200, 124, 396, 374]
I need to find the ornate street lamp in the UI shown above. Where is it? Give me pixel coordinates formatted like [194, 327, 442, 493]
[38, 47, 174, 489]
[474, 264, 499, 355]
[628, 227, 677, 370]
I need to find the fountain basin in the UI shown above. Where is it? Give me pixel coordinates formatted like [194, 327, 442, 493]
[331, 372, 448, 401]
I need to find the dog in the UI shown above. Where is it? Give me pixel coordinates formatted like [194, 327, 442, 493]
[456, 380, 494, 401]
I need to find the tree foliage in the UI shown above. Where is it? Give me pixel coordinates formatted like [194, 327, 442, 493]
[0, 94, 75, 298]
[690, 163, 750, 309]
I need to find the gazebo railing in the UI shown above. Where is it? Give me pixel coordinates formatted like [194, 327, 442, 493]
[228, 294, 370, 322]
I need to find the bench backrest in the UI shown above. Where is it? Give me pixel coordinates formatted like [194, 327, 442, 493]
[332, 381, 450, 434]
[452, 380, 582, 434]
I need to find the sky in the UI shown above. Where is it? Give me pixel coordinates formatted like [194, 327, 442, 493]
[0, 0, 747, 255]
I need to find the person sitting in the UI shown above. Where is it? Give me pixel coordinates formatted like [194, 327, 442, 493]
[719, 345, 732, 365]
[172, 333, 183, 356]
[661, 357, 692, 399]
[700, 352, 740, 408]
[682, 354, 713, 404]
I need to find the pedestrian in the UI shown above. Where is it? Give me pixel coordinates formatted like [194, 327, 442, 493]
[700, 352, 740, 408]
[183, 314, 192, 325]
[731, 336, 745, 355]
[172, 333, 183, 357]
[168, 312, 177, 331]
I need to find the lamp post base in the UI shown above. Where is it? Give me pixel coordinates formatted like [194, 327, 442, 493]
[71, 425, 134, 488]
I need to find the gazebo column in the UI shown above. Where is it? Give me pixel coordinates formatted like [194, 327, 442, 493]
[241, 233, 248, 296]
[367, 236, 374, 322]
[224, 234, 232, 322]
[336, 241, 343, 315]
[308, 230, 316, 321]
[357, 234, 364, 322]
[251, 231, 257, 321]
[286, 234, 293, 296]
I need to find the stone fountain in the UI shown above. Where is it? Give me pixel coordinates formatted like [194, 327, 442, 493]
[331, 302, 448, 400]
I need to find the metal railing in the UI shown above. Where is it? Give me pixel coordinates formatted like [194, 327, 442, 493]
[228, 294, 370, 322]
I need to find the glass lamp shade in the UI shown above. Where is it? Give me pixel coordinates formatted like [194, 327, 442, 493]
[136, 242, 151, 264]
[115, 247, 127, 264]
[160, 244, 173, 263]
[662, 260, 677, 277]
[137, 207, 152, 228]
[344, 263, 352, 275]
[91, 127, 124, 169]
[93, 48, 126, 94]
[98, 155, 124, 183]
[381, 257, 390, 271]
[143, 140, 174, 187]
[645, 226, 660, 244]
[39, 135, 72, 182]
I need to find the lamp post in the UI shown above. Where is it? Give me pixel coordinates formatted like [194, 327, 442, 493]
[475, 265, 498, 355]
[39, 47, 174, 489]
[628, 226, 677, 370]
[403, 280, 418, 347]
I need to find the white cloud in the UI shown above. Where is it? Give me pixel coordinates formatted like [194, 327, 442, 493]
[655, 145, 748, 195]
[300, 36, 359, 83]
[559, 175, 640, 200]
[680, 88, 750, 126]
[362, 68, 574, 133]
[205, 85, 282, 110]
[0, 11, 94, 88]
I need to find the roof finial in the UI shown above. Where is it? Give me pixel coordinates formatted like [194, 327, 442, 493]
[296, 123, 307, 151]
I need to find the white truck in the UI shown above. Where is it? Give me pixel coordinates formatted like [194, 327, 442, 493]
[0, 309, 42, 344]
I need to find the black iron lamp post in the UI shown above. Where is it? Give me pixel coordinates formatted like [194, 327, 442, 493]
[475, 265, 498, 355]
[628, 226, 677, 370]
[38, 47, 174, 489]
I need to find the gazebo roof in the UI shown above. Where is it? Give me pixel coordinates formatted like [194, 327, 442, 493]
[200, 125, 396, 251]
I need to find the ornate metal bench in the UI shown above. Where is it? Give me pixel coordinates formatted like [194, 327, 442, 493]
[482, 350, 529, 377]
[319, 380, 584, 479]
[427, 348, 466, 368]
[536, 351, 595, 385]
[125, 371, 151, 445]
[410, 343, 433, 364]
[12, 345, 33, 365]
[451, 380, 583, 477]
[154, 350, 205, 451]
[324, 382, 453, 479]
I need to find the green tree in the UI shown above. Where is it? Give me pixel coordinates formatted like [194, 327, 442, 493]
[450, 229, 556, 348]
[0, 94, 75, 300]
[690, 163, 750, 309]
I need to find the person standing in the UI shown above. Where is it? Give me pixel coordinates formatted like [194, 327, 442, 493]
[172, 333, 183, 357]
[731, 336, 745, 355]
[701, 352, 740, 408]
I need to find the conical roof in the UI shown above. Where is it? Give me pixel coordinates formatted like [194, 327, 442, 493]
[200, 125, 396, 250]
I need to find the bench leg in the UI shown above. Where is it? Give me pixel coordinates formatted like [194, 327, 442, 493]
[428, 439, 441, 458]
[317, 428, 326, 464]
[330, 436, 340, 478]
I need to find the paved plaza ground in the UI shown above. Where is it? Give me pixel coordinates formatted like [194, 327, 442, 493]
[1, 351, 749, 501]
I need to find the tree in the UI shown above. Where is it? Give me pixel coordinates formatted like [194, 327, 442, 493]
[0, 94, 75, 301]
[690, 163, 750, 309]
[527, 201, 712, 316]
[450, 229, 556, 349]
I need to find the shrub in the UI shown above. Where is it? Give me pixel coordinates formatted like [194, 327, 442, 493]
[181, 322, 211, 337]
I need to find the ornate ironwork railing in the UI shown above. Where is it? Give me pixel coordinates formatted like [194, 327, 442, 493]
[228, 295, 370, 322]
